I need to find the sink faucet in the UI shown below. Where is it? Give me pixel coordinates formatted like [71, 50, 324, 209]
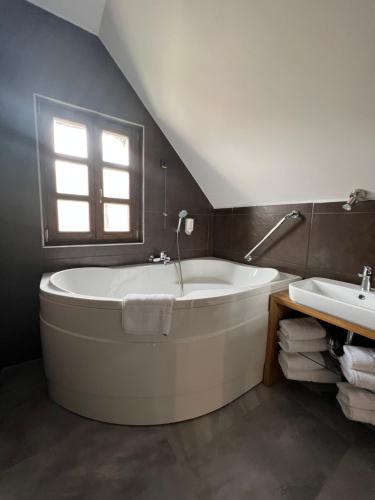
[149, 251, 171, 264]
[358, 265, 372, 292]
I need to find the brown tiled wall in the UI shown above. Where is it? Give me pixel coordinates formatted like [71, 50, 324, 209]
[213, 201, 375, 282]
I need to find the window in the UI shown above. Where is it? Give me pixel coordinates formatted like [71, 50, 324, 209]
[36, 97, 143, 246]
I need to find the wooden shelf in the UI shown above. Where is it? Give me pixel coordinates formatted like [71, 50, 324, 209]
[263, 289, 375, 387]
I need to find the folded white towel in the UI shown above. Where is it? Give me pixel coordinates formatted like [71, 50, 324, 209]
[278, 330, 328, 353]
[277, 351, 325, 371]
[122, 293, 175, 336]
[337, 393, 375, 425]
[278, 351, 341, 383]
[279, 316, 326, 340]
[336, 382, 375, 411]
[341, 346, 375, 374]
[340, 358, 375, 392]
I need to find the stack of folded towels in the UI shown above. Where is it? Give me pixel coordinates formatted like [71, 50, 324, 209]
[337, 346, 375, 425]
[278, 316, 341, 383]
[336, 383, 375, 425]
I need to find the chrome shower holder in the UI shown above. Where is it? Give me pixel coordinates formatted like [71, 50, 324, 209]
[342, 189, 367, 211]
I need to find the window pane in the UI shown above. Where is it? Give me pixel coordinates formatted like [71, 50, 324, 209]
[103, 168, 129, 199]
[102, 130, 129, 166]
[103, 203, 130, 232]
[57, 200, 90, 232]
[53, 118, 88, 158]
[55, 160, 89, 196]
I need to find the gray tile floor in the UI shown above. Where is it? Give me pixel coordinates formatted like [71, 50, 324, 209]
[0, 360, 374, 500]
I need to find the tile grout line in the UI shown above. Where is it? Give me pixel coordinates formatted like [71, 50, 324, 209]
[304, 203, 315, 278]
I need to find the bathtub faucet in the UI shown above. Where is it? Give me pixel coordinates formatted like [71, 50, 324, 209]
[149, 251, 171, 264]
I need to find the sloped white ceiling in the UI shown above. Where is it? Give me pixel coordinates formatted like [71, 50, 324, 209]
[27, 0, 375, 207]
[26, 0, 107, 34]
[100, 0, 375, 207]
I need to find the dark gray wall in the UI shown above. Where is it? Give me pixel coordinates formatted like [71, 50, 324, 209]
[0, 0, 212, 367]
[213, 201, 375, 283]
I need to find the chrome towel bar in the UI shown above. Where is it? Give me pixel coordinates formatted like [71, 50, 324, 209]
[244, 210, 301, 262]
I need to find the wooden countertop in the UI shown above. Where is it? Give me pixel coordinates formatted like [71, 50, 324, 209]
[271, 290, 375, 341]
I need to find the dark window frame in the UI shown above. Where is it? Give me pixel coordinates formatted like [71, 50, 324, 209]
[36, 96, 143, 246]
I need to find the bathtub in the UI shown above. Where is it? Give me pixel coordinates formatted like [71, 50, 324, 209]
[40, 257, 299, 425]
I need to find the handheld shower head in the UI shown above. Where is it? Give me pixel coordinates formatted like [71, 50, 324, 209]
[177, 210, 188, 232]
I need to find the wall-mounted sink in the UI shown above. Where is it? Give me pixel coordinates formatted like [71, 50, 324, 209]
[289, 278, 375, 330]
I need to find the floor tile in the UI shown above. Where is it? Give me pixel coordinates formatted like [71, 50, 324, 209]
[0, 361, 374, 500]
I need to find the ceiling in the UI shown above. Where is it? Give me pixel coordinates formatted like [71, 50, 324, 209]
[26, 0, 107, 34]
[27, 0, 375, 208]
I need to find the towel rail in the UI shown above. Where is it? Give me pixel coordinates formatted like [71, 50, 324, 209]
[244, 210, 301, 262]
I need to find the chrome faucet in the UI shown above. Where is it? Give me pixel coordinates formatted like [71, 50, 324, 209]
[358, 265, 372, 292]
[149, 251, 171, 264]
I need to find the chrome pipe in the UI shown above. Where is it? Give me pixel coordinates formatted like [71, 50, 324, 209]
[244, 210, 301, 262]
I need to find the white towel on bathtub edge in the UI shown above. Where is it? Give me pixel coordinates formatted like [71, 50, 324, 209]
[122, 293, 175, 336]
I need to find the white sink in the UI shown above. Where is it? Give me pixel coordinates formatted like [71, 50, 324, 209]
[289, 278, 375, 330]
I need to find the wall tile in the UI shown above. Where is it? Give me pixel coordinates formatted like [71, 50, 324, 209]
[304, 266, 359, 285]
[215, 208, 233, 215]
[307, 213, 375, 280]
[226, 204, 312, 273]
[162, 212, 212, 259]
[233, 203, 313, 215]
[213, 214, 233, 251]
[212, 247, 236, 262]
[213, 201, 374, 282]
[313, 200, 375, 214]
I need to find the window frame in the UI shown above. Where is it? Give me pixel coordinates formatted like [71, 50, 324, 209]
[35, 96, 144, 247]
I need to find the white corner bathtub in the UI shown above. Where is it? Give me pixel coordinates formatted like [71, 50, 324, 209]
[40, 257, 299, 425]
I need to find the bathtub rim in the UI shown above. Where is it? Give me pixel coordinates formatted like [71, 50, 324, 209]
[40, 257, 300, 310]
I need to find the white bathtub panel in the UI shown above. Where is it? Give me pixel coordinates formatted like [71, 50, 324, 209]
[49, 372, 256, 425]
[41, 313, 267, 397]
[42, 314, 267, 424]
[41, 297, 125, 342]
